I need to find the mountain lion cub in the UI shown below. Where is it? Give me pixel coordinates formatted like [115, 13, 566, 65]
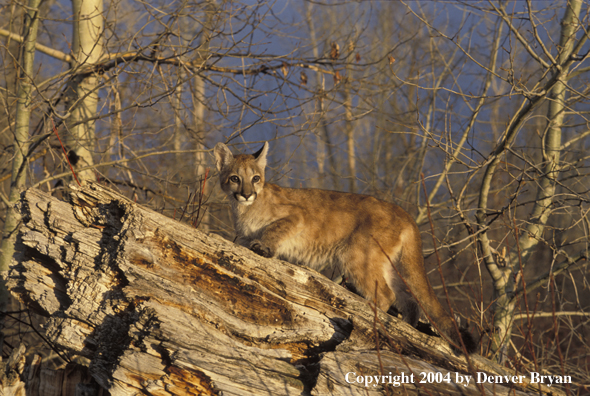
[214, 141, 476, 353]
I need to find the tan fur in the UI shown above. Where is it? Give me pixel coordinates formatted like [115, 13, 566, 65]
[214, 141, 476, 353]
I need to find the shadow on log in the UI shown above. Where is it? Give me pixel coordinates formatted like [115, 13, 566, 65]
[4, 183, 566, 395]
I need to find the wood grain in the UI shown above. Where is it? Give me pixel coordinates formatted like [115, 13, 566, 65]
[5, 183, 563, 396]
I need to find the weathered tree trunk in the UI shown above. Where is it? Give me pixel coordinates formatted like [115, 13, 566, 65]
[5, 183, 564, 395]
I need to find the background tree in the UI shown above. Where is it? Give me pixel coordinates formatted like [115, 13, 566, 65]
[0, 0, 41, 348]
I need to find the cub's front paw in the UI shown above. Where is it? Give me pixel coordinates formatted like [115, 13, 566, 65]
[250, 241, 273, 258]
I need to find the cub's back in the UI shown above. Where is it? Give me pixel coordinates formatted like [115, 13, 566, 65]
[263, 183, 419, 244]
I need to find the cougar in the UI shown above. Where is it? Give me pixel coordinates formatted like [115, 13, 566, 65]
[214, 141, 476, 353]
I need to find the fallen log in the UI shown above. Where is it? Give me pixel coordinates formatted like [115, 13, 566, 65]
[5, 183, 566, 395]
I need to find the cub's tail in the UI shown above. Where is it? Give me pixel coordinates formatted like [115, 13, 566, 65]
[399, 224, 478, 354]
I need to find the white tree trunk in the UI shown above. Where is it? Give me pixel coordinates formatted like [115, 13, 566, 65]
[65, 0, 104, 183]
[0, 0, 42, 345]
[480, 0, 583, 363]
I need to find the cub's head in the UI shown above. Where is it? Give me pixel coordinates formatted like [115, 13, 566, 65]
[214, 142, 268, 206]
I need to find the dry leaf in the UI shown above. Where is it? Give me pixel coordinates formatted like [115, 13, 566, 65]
[300, 71, 308, 85]
[333, 70, 341, 85]
[330, 42, 340, 59]
[348, 41, 355, 54]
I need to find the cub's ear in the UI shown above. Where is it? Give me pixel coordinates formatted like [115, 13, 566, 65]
[214, 142, 234, 172]
[252, 142, 269, 170]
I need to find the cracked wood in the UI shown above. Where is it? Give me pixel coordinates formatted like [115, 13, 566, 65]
[6, 183, 563, 396]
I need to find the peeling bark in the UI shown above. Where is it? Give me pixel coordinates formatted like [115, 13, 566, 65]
[6, 183, 564, 395]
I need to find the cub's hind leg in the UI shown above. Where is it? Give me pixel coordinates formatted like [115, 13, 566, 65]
[377, 254, 421, 326]
[342, 248, 397, 313]
[359, 243, 421, 327]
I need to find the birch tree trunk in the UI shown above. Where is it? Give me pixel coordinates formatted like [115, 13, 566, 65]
[479, 0, 583, 363]
[4, 182, 566, 396]
[0, 0, 42, 345]
[64, 0, 104, 183]
[344, 42, 356, 194]
[305, 2, 337, 191]
[190, 0, 216, 232]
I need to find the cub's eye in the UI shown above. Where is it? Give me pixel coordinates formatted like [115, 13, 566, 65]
[229, 176, 240, 183]
[252, 175, 261, 183]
